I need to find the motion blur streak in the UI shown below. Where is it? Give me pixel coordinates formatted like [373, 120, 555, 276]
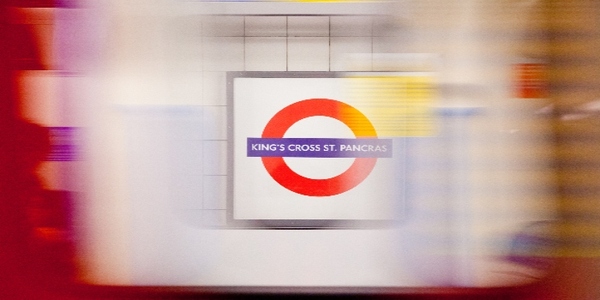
[536, 1, 600, 299]
[2, 0, 600, 299]
[0, 1, 76, 299]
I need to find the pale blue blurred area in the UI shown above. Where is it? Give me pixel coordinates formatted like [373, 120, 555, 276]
[42, 0, 558, 291]
[121, 106, 217, 284]
[399, 108, 478, 286]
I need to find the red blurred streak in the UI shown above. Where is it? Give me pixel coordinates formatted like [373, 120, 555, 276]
[0, 3, 74, 299]
[0, 2, 581, 299]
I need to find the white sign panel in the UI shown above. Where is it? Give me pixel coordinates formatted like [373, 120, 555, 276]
[231, 73, 402, 223]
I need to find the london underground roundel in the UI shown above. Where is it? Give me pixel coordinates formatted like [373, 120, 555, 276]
[247, 98, 391, 197]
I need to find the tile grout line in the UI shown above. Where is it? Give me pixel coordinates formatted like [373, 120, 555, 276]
[286, 16, 289, 71]
[329, 16, 331, 72]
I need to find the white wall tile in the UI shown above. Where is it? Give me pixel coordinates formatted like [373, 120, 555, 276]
[169, 16, 203, 73]
[202, 210, 227, 227]
[168, 72, 203, 105]
[203, 141, 227, 175]
[203, 105, 227, 140]
[170, 47, 203, 74]
[171, 174, 203, 209]
[245, 37, 287, 71]
[245, 16, 287, 37]
[287, 37, 330, 71]
[202, 72, 227, 106]
[372, 36, 402, 53]
[203, 37, 245, 71]
[202, 16, 244, 37]
[372, 16, 401, 37]
[177, 209, 204, 227]
[203, 175, 227, 210]
[330, 37, 372, 71]
[170, 138, 204, 176]
[330, 16, 372, 37]
[288, 16, 329, 37]
[107, 15, 169, 74]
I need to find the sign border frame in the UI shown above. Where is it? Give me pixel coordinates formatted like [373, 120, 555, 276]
[226, 71, 402, 229]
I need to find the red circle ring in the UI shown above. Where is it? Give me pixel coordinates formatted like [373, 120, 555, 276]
[261, 98, 378, 197]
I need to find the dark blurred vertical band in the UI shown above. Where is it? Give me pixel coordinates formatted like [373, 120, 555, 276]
[0, 1, 65, 299]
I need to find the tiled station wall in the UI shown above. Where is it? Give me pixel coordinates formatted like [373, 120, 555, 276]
[17, 10, 407, 226]
[170, 14, 401, 225]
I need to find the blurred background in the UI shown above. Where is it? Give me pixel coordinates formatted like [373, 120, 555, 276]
[2, 0, 600, 299]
